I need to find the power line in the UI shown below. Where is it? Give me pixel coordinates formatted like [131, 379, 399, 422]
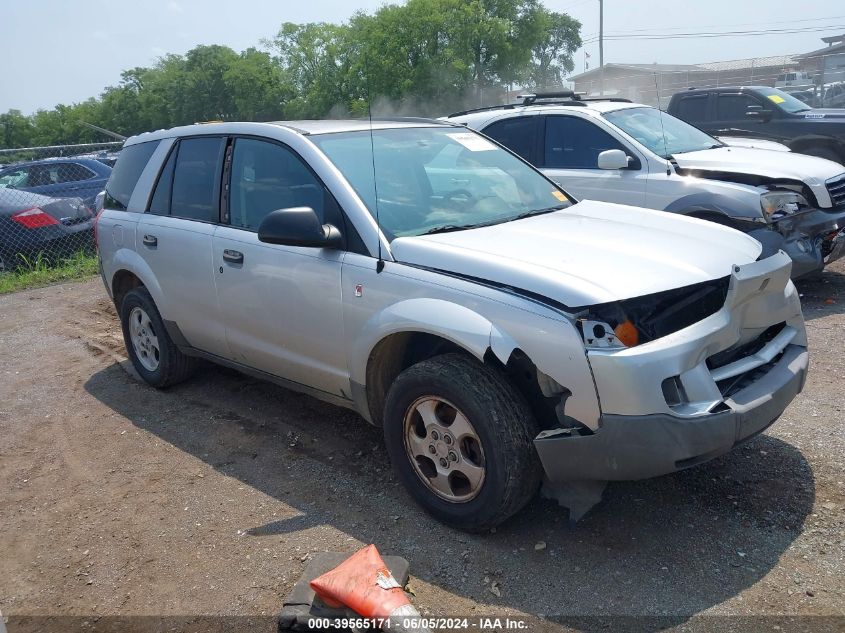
[581, 24, 845, 43]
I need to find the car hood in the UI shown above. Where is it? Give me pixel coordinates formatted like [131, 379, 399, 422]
[389, 200, 762, 308]
[672, 146, 845, 207]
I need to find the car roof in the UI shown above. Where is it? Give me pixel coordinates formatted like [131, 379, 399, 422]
[124, 118, 454, 146]
[0, 156, 109, 171]
[446, 100, 647, 125]
[678, 86, 773, 94]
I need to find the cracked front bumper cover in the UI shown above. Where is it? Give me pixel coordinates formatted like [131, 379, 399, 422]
[534, 344, 808, 482]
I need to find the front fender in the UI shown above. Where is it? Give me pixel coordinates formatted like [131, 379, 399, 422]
[350, 297, 602, 430]
[349, 298, 495, 386]
[664, 191, 764, 223]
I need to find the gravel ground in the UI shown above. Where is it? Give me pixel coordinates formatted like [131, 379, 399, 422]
[0, 261, 843, 632]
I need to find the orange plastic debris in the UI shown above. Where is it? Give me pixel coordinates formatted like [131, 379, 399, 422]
[310, 544, 410, 619]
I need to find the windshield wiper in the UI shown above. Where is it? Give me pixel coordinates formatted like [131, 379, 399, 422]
[508, 205, 568, 222]
[423, 223, 483, 235]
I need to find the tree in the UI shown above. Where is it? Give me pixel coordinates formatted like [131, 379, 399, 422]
[525, 8, 581, 89]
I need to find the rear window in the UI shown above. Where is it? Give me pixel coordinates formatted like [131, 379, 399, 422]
[482, 117, 536, 162]
[104, 141, 159, 210]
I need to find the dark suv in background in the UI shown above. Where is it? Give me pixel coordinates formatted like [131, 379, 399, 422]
[668, 86, 845, 165]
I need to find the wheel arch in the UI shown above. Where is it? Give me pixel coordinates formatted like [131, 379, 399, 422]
[353, 299, 571, 430]
[108, 249, 165, 314]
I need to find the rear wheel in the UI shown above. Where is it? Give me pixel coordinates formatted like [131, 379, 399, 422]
[383, 353, 542, 531]
[120, 287, 196, 388]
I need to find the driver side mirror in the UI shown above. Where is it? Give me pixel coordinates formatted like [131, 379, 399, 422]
[597, 149, 630, 170]
[257, 207, 342, 249]
[746, 105, 772, 122]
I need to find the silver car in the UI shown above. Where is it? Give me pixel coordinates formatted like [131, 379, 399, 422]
[96, 120, 808, 530]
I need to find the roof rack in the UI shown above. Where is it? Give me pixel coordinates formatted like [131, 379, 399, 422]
[447, 92, 632, 117]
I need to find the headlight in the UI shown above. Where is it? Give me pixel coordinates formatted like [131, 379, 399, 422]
[760, 190, 808, 220]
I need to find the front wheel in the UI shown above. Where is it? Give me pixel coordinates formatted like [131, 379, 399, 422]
[801, 146, 842, 164]
[383, 353, 542, 531]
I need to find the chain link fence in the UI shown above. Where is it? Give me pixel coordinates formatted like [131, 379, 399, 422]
[571, 50, 845, 108]
[0, 142, 122, 273]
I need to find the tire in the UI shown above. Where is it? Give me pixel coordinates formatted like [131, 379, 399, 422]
[119, 287, 196, 388]
[383, 353, 542, 531]
[801, 146, 843, 164]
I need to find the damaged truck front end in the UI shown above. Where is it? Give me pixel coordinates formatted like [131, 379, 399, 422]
[534, 251, 808, 512]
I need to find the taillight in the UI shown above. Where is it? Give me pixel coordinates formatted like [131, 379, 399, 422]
[93, 208, 104, 250]
[11, 207, 60, 229]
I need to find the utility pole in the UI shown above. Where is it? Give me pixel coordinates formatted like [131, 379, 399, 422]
[598, 0, 604, 96]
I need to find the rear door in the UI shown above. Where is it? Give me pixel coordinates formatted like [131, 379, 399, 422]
[536, 114, 647, 205]
[137, 136, 229, 357]
[212, 136, 347, 395]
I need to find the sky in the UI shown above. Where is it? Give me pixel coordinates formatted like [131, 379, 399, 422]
[0, 0, 843, 113]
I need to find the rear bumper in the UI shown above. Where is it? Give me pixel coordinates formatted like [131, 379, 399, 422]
[535, 344, 807, 482]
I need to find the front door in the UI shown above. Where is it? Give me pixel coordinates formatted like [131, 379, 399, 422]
[212, 137, 348, 396]
[538, 114, 648, 206]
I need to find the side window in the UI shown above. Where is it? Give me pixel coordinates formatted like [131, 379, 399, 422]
[170, 137, 225, 222]
[104, 140, 160, 211]
[543, 116, 626, 169]
[675, 95, 708, 122]
[482, 117, 536, 162]
[0, 167, 30, 188]
[54, 162, 96, 183]
[148, 147, 176, 215]
[228, 138, 325, 231]
[716, 94, 758, 119]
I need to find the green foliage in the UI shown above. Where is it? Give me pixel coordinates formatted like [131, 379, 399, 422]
[0, 0, 580, 149]
[0, 251, 99, 294]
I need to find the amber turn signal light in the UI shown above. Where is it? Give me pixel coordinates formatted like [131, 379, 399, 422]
[614, 320, 639, 347]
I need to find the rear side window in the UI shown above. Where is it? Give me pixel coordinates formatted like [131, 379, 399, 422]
[148, 148, 176, 215]
[104, 141, 159, 211]
[543, 115, 626, 169]
[483, 117, 536, 162]
[674, 95, 708, 122]
[54, 162, 97, 183]
[170, 137, 225, 222]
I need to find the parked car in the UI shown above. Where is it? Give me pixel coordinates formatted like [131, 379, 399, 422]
[445, 93, 845, 278]
[97, 120, 808, 529]
[822, 82, 845, 109]
[0, 157, 111, 206]
[775, 71, 814, 90]
[0, 189, 93, 271]
[667, 86, 845, 164]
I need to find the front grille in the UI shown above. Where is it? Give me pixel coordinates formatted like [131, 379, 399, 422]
[708, 323, 787, 398]
[828, 173, 845, 208]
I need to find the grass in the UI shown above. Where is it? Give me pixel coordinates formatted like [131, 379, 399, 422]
[0, 250, 99, 294]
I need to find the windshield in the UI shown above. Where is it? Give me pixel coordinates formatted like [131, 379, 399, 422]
[0, 169, 28, 188]
[754, 87, 813, 113]
[310, 126, 572, 240]
[603, 107, 721, 159]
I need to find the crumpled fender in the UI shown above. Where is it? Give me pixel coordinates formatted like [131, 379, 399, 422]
[349, 297, 602, 429]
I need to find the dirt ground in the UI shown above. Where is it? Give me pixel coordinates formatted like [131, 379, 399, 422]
[1, 260, 843, 632]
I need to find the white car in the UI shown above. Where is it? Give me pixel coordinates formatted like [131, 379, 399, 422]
[445, 94, 845, 278]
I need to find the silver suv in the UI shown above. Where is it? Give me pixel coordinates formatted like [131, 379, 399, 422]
[97, 120, 808, 529]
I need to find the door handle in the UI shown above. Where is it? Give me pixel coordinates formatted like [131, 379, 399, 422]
[142, 234, 157, 247]
[222, 249, 243, 264]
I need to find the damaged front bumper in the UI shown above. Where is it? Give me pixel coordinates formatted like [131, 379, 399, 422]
[534, 344, 807, 481]
[534, 251, 808, 483]
[760, 206, 845, 278]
